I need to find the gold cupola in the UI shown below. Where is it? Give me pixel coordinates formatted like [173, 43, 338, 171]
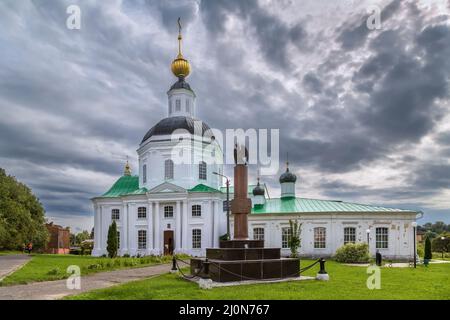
[171, 18, 191, 79]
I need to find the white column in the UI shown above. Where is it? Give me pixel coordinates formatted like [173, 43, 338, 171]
[175, 200, 181, 251]
[94, 205, 100, 250]
[128, 204, 136, 254]
[208, 200, 213, 248]
[122, 203, 128, 255]
[147, 201, 153, 254]
[213, 201, 220, 248]
[154, 202, 160, 254]
[182, 200, 188, 252]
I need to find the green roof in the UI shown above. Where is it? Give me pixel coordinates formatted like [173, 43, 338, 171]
[251, 197, 415, 214]
[189, 184, 221, 193]
[101, 175, 147, 198]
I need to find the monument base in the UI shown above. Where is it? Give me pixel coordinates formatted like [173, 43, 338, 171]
[190, 240, 300, 283]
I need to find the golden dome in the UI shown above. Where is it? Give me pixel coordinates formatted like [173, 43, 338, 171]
[171, 18, 191, 79]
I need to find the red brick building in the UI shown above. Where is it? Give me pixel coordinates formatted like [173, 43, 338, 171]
[45, 222, 70, 254]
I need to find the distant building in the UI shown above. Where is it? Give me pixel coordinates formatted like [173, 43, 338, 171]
[45, 222, 70, 254]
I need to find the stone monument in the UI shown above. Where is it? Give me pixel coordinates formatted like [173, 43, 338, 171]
[190, 145, 300, 282]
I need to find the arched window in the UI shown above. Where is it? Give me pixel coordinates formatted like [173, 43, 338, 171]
[143, 164, 147, 184]
[192, 205, 201, 217]
[175, 99, 181, 111]
[165, 159, 174, 180]
[199, 161, 207, 180]
[192, 229, 201, 249]
[344, 227, 356, 245]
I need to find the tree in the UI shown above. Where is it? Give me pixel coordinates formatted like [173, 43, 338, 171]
[75, 230, 91, 245]
[0, 168, 48, 250]
[288, 220, 302, 258]
[424, 236, 433, 261]
[432, 233, 450, 255]
[106, 221, 118, 258]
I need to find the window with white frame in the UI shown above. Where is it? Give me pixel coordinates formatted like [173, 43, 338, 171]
[138, 230, 147, 249]
[281, 227, 291, 249]
[164, 206, 174, 218]
[192, 205, 201, 217]
[192, 229, 201, 249]
[111, 209, 120, 221]
[314, 227, 326, 249]
[344, 227, 356, 245]
[117, 231, 120, 249]
[138, 207, 147, 219]
[176, 99, 181, 111]
[143, 164, 147, 184]
[253, 227, 265, 242]
[165, 159, 174, 180]
[376, 227, 389, 249]
[199, 161, 207, 180]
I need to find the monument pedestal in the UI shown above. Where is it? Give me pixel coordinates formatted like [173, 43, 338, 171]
[191, 240, 300, 283]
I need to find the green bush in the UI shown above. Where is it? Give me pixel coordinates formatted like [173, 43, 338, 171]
[334, 243, 370, 263]
[47, 267, 60, 275]
[417, 243, 424, 257]
[424, 236, 432, 260]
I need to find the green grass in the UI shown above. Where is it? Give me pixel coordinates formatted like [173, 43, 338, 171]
[67, 260, 450, 300]
[0, 254, 178, 286]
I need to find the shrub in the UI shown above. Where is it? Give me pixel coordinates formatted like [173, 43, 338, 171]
[334, 243, 370, 263]
[107, 221, 118, 258]
[417, 243, 424, 258]
[288, 220, 302, 258]
[47, 267, 60, 275]
[87, 263, 102, 270]
[123, 254, 130, 258]
[424, 236, 432, 260]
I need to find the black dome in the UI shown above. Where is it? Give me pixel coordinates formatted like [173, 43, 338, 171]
[252, 183, 265, 196]
[170, 78, 194, 93]
[141, 116, 212, 143]
[279, 168, 297, 183]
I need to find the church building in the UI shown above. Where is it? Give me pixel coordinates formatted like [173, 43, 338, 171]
[92, 24, 420, 260]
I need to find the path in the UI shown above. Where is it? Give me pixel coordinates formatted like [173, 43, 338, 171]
[0, 263, 171, 300]
[0, 254, 31, 282]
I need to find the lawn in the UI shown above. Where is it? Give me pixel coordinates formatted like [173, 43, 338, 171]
[67, 259, 450, 300]
[0, 254, 177, 286]
[0, 250, 23, 256]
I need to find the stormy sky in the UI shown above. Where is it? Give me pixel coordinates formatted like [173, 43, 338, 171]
[1, 0, 449, 232]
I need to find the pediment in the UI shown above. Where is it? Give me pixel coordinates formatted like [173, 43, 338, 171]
[148, 182, 186, 194]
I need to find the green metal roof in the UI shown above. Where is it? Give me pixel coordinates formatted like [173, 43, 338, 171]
[101, 175, 147, 198]
[251, 197, 414, 214]
[189, 184, 221, 193]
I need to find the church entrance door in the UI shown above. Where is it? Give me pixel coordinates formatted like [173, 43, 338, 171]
[164, 230, 174, 255]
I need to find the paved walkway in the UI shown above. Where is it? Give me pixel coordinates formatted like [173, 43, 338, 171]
[0, 263, 171, 300]
[0, 254, 31, 282]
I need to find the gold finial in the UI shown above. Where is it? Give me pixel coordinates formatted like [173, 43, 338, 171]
[171, 17, 191, 79]
[124, 158, 131, 176]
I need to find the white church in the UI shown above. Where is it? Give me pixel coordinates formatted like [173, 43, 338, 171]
[92, 26, 420, 260]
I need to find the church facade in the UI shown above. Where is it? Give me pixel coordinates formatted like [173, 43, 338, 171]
[92, 26, 419, 260]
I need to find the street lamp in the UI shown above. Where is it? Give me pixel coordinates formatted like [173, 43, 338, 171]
[213, 171, 230, 241]
[366, 229, 371, 256]
[412, 221, 418, 268]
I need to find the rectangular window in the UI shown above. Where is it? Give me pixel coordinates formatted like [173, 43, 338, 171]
[138, 207, 147, 219]
[314, 227, 326, 249]
[186, 99, 190, 113]
[165, 160, 174, 180]
[192, 229, 201, 249]
[138, 230, 147, 249]
[111, 209, 120, 221]
[281, 227, 291, 249]
[192, 205, 201, 217]
[376, 227, 389, 249]
[253, 228, 265, 242]
[117, 231, 120, 249]
[344, 227, 356, 245]
[176, 99, 181, 111]
[199, 161, 207, 180]
[143, 165, 147, 184]
[164, 206, 174, 218]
